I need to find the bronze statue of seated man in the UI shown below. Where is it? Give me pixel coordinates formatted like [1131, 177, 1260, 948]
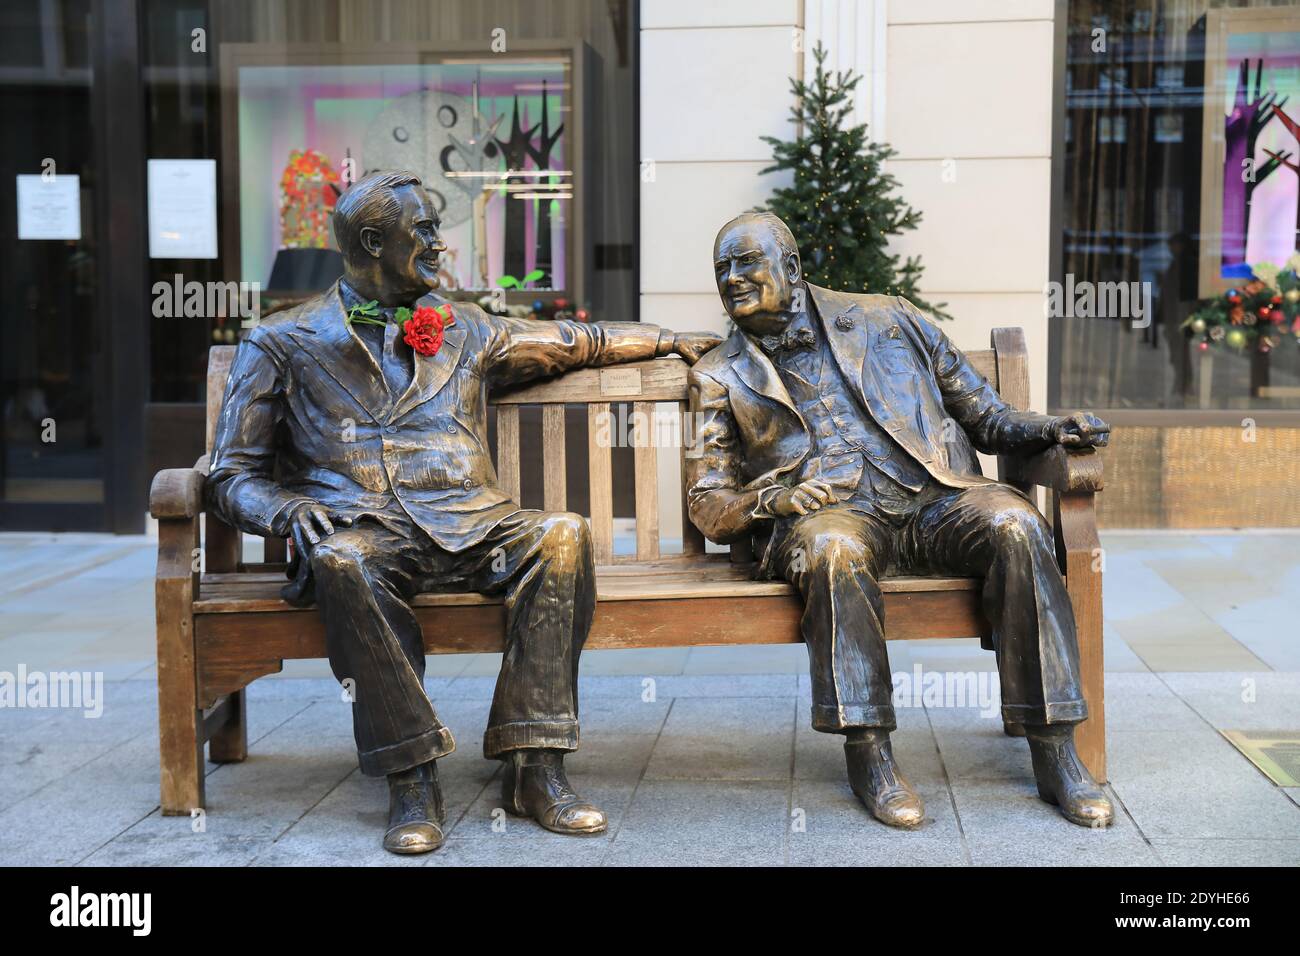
[207, 170, 720, 854]
[686, 212, 1112, 829]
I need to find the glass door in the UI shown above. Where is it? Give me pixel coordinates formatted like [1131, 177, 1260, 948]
[0, 0, 106, 530]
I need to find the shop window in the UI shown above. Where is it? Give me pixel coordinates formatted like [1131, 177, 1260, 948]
[1054, 0, 1300, 411]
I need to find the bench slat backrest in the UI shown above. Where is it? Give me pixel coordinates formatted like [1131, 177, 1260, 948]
[206, 346, 237, 456]
[204, 328, 1027, 564]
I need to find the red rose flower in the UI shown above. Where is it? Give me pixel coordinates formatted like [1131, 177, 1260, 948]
[402, 304, 454, 356]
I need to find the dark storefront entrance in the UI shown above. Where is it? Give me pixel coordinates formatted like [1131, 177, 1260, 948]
[1, 0, 638, 532]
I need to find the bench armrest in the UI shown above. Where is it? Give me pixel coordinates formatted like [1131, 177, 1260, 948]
[1002, 445, 1103, 494]
[150, 466, 205, 520]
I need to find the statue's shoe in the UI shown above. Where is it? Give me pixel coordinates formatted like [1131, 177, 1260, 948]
[502, 750, 608, 835]
[845, 735, 925, 830]
[383, 760, 446, 854]
[1026, 727, 1114, 828]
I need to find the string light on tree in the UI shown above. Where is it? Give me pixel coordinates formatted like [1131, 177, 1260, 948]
[755, 43, 949, 320]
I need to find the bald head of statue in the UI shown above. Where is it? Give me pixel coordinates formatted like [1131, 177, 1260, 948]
[712, 212, 803, 336]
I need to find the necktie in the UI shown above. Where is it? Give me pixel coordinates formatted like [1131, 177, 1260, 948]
[381, 320, 413, 398]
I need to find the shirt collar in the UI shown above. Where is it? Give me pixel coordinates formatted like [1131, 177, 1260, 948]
[338, 277, 365, 312]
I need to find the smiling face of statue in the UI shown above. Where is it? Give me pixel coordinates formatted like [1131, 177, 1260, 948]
[353, 185, 447, 305]
[713, 216, 801, 337]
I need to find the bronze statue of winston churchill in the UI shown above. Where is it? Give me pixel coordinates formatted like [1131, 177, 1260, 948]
[686, 212, 1113, 829]
[207, 171, 720, 854]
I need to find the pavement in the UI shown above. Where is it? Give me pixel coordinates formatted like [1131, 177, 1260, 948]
[1, 528, 1298, 866]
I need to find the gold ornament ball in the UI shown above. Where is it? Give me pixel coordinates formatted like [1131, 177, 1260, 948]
[1189, 317, 1206, 334]
[1287, 288, 1300, 303]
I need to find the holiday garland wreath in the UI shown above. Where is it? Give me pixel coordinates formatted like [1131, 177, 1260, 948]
[1183, 255, 1300, 353]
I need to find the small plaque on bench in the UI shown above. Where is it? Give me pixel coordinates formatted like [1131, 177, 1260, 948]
[600, 367, 643, 397]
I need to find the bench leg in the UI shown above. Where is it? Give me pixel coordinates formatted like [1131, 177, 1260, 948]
[158, 692, 205, 816]
[156, 516, 206, 814]
[1072, 580, 1106, 784]
[1055, 492, 1106, 784]
[208, 688, 248, 763]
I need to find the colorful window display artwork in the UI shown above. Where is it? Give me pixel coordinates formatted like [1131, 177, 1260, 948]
[1199, 8, 1300, 295]
[227, 49, 575, 299]
[279, 148, 342, 249]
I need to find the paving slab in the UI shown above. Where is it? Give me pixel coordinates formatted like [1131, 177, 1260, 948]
[1159, 671, 1300, 731]
[1104, 672, 1207, 733]
[1150, 838, 1300, 867]
[605, 779, 788, 866]
[643, 697, 795, 781]
[1108, 728, 1300, 840]
[954, 782, 1161, 866]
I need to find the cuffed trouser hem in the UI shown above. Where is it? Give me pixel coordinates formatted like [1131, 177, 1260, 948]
[483, 719, 579, 759]
[811, 703, 897, 733]
[357, 725, 456, 777]
[1002, 699, 1088, 725]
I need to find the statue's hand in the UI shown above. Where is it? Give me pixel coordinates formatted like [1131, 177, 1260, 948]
[670, 332, 725, 365]
[1050, 412, 1110, 449]
[768, 480, 838, 517]
[287, 502, 353, 557]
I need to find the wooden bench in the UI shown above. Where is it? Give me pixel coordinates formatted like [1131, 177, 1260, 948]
[150, 327, 1106, 814]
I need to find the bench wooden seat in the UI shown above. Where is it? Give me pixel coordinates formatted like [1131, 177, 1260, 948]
[190, 561, 986, 708]
[151, 327, 1106, 814]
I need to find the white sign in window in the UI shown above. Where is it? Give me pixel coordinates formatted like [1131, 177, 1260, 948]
[16, 174, 81, 240]
[148, 159, 218, 259]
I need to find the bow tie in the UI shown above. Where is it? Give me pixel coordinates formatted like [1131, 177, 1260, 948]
[759, 326, 816, 355]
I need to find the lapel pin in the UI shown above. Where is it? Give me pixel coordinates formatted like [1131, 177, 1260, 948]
[835, 314, 855, 331]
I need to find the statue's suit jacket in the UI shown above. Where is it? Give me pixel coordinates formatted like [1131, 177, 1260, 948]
[208, 280, 665, 554]
[686, 283, 1057, 549]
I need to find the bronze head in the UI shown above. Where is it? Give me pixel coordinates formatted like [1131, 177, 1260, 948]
[332, 170, 447, 306]
[713, 212, 802, 336]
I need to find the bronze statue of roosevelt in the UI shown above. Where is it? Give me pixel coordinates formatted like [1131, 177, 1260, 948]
[207, 171, 720, 854]
[685, 212, 1113, 829]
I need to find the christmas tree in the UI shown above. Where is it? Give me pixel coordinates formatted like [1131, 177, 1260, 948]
[760, 44, 948, 320]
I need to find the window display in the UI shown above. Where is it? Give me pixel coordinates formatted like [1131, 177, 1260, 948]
[1197, 6, 1300, 296]
[223, 45, 579, 304]
[1054, 0, 1300, 411]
